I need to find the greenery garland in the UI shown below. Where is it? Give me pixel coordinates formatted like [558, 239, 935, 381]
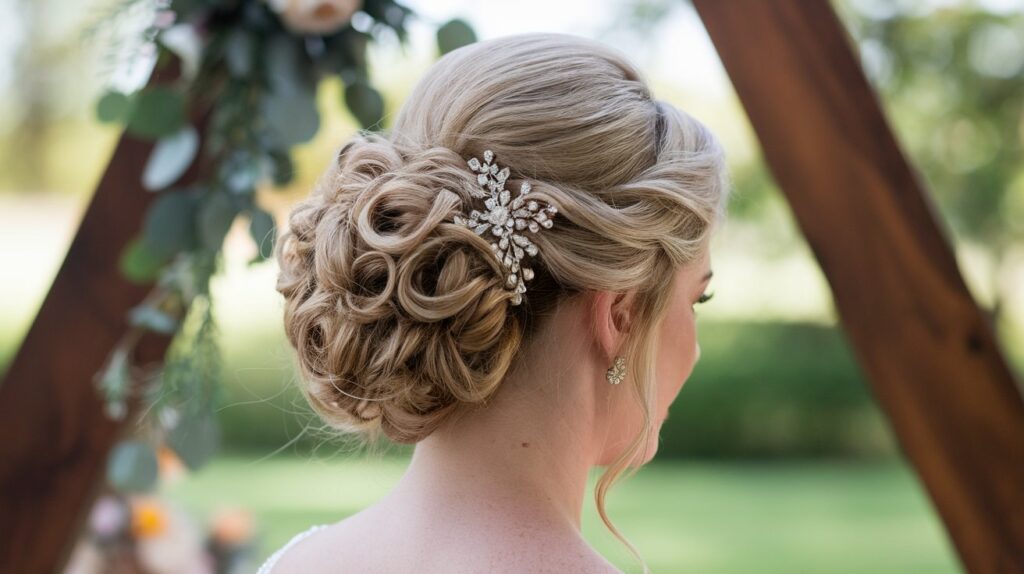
[91, 0, 476, 494]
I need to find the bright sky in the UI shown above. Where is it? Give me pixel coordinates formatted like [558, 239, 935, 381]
[380, 0, 732, 98]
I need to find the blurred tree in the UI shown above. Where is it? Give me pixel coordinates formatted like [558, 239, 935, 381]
[8, 0, 48, 189]
[2, 0, 155, 193]
[838, 1, 1023, 326]
[617, 0, 1022, 326]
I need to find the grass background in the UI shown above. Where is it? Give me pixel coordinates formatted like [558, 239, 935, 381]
[161, 454, 961, 573]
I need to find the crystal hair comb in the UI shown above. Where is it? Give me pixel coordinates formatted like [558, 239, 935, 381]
[453, 150, 558, 306]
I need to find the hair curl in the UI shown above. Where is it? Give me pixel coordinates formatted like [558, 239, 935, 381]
[276, 137, 533, 444]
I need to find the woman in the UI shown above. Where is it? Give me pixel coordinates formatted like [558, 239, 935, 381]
[261, 32, 729, 574]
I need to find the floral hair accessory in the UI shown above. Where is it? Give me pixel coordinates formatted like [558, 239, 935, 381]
[453, 150, 558, 306]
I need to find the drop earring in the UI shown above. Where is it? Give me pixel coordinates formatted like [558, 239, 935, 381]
[606, 356, 626, 385]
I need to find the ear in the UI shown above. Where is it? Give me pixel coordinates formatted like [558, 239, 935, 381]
[590, 288, 638, 363]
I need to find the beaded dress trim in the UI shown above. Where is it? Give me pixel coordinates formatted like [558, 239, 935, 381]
[256, 523, 330, 574]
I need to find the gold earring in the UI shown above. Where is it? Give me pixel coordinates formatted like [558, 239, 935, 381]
[606, 356, 626, 385]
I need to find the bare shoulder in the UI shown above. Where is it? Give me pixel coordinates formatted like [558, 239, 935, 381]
[271, 513, 623, 574]
[268, 518, 357, 573]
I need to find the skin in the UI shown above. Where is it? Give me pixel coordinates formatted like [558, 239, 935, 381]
[273, 247, 713, 573]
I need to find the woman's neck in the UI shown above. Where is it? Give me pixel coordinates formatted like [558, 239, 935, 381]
[377, 309, 604, 537]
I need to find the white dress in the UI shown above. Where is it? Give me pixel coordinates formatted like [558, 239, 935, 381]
[256, 523, 330, 574]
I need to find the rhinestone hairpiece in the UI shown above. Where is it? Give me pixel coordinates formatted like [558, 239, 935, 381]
[453, 150, 558, 306]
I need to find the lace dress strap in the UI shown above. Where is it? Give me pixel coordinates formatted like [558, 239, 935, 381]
[257, 523, 330, 574]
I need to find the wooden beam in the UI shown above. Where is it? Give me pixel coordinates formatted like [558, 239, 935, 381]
[0, 60, 208, 572]
[691, 1, 1024, 571]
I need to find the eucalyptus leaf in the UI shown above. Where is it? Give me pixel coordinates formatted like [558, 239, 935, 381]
[106, 440, 159, 493]
[97, 347, 131, 411]
[263, 89, 320, 146]
[384, 3, 410, 34]
[166, 408, 221, 470]
[143, 126, 200, 191]
[119, 237, 168, 284]
[197, 192, 240, 251]
[265, 34, 310, 96]
[266, 150, 295, 187]
[167, 0, 206, 20]
[304, 35, 327, 59]
[437, 18, 476, 55]
[125, 87, 186, 141]
[226, 166, 260, 194]
[242, 0, 274, 29]
[220, 150, 261, 194]
[128, 303, 180, 335]
[249, 208, 277, 261]
[126, 87, 186, 140]
[158, 24, 202, 81]
[225, 28, 254, 77]
[142, 191, 197, 259]
[344, 81, 385, 130]
[347, 30, 370, 76]
[318, 34, 349, 77]
[97, 90, 133, 123]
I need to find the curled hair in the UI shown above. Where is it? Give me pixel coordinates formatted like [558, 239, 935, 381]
[275, 32, 729, 572]
[276, 137, 529, 444]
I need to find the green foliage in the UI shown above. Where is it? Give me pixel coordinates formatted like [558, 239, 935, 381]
[248, 207, 277, 262]
[224, 28, 256, 77]
[262, 89, 321, 146]
[218, 149, 263, 194]
[96, 344, 132, 419]
[96, 90, 134, 123]
[436, 18, 477, 55]
[360, 0, 413, 42]
[142, 189, 199, 259]
[264, 34, 313, 95]
[147, 290, 225, 425]
[344, 80, 386, 129]
[844, 4, 1024, 255]
[197, 191, 241, 251]
[142, 126, 200, 191]
[125, 86, 187, 140]
[659, 321, 893, 459]
[147, 291, 225, 468]
[106, 440, 159, 493]
[167, 405, 222, 470]
[212, 320, 895, 459]
[128, 303, 180, 335]
[118, 237, 168, 284]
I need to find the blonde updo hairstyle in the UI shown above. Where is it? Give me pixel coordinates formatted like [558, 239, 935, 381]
[276, 32, 728, 568]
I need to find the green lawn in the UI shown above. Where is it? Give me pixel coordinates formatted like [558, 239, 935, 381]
[161, 454, 960, 573]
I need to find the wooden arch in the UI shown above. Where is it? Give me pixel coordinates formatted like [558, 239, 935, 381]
[1, 1, 1021, 572]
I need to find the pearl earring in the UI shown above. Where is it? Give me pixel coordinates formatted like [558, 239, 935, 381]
[606, 356, 626, 385]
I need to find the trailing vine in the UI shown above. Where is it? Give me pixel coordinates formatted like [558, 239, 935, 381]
[88, 0, 476, 493]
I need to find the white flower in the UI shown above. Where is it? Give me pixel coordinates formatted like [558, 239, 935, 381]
[454, 150, 558, 305]
[265, 0, 359, 36]
[158, 24, 201, 81]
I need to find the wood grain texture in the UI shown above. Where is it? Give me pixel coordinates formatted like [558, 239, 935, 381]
[0, 59, 209, 573]
[692, 1, 1024, 572]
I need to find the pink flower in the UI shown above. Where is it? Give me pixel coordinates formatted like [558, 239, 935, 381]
[265, 0, 360, 35]
[88, 495, 128, 539]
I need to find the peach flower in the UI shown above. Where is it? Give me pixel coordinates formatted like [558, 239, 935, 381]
[266, 0, 360, 35]
[210, 506, 256, 546]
